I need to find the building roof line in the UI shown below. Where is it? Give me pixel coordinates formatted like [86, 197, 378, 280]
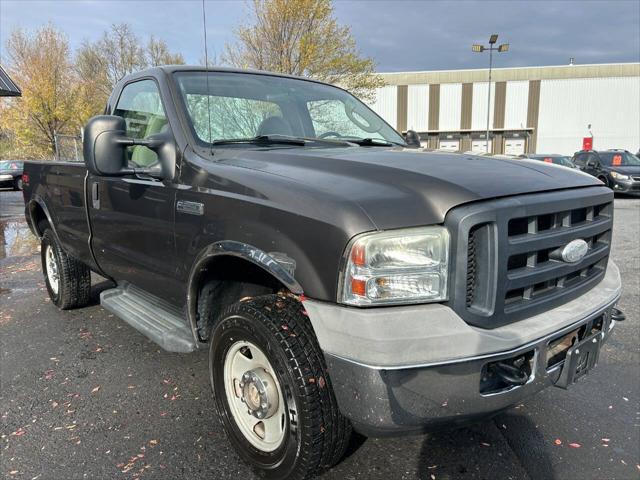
[0, 65, 21, 97]
[378, 62, 640, 76]
[377, 62, 640, 85]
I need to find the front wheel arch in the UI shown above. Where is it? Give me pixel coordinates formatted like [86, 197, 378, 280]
[188, 242, 304, 344]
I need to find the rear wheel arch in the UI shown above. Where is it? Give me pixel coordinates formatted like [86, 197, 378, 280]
[188, 242, 304, 344]
[27, 199, 55, 239]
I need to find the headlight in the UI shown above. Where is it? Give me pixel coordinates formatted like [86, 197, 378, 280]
[611, 171, 630, 180]
[339, 226, 449, 306]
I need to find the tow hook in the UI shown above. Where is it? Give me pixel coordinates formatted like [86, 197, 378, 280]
[611, 307, 625, 322]
[481, 353, 533, 394]
[492, 357, 530, 386]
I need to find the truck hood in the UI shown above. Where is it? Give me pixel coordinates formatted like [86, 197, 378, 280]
[218, 147, 602, 230]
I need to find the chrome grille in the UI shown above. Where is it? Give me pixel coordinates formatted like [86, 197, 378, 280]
[503, 203, 611, 315]
[446, 186, 614, 328]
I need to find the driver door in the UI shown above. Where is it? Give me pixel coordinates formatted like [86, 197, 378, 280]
[89, 79, 181, 302]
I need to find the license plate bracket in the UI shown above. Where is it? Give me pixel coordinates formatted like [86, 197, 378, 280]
[554, 330, 603, 389]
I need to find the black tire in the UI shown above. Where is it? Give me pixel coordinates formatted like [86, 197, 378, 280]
[598, 175, 610, 188]
[210, 294, 351, 479]
[41, 229, 91, 309]
[13, 177, 23, 191]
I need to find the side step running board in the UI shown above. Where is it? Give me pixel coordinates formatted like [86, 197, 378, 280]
[100, 282, 196, 353]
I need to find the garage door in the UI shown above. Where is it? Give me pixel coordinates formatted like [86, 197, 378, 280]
[439, 139, 460, 151]
[471, 139, 492, 153]
[504, 138, 525, 156]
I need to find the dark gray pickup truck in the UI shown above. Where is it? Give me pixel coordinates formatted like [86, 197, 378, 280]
[23, 66, 624, 479]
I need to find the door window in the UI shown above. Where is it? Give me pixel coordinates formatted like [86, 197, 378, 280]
[586, 153, 599, 167]
[114, 79, 167, 167]
[573, 153, 586, 167]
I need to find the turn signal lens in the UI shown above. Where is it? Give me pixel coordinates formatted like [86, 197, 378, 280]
[351, 278, 366, 296]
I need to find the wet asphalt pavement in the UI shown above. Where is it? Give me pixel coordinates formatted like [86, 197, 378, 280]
[1, 188, 639, 480]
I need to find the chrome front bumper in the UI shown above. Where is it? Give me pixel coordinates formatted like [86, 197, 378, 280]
[303, 262, 622, 436]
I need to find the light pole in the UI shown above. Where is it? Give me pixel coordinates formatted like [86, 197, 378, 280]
[473, 34, 509, 153]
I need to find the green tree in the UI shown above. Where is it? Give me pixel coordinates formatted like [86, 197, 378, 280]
[223, 0, 384, 101]
[75, 24, 185, 121]
[0, 24, 82, 158]
[147, 35, 185, 67]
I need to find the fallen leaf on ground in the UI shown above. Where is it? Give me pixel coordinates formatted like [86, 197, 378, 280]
[569, 443, 581, 448]
[554, 439, 562, 445]
[91, 386, 100, 393]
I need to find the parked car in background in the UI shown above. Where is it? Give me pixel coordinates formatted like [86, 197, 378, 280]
[520, 154, 577, 169]
[491, 154, 521, 160]
[572, 150, 640, 194]
[0, 160, 24, 190]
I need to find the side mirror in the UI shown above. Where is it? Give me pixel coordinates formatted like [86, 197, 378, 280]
[404, 130, 422, 148]
[82, 115, 176, 180]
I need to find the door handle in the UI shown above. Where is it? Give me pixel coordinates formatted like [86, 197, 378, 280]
[91, 182, 100, 209]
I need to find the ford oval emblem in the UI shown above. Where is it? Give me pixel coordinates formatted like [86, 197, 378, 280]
[561, 239, 589, 263]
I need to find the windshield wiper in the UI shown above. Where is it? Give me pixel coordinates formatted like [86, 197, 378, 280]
[347, 137, 405, 147]
[211, 135, 307, 146]
[211, 134, 356, 148]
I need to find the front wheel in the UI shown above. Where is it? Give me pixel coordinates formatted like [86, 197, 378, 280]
[598, 175, 610, 188]
[210, 294, 351, 479]
[13, 177, 23, 191]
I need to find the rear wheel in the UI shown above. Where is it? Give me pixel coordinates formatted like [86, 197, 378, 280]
[209, 294, 351, 479]
[41, 229, 91, 309]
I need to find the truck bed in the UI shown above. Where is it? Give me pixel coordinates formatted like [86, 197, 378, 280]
[23, 161, 97, 270]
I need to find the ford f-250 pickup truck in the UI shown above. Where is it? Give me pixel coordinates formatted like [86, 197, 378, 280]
[23, 66, 624, 479]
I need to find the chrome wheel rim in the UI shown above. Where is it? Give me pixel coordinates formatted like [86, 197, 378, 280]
[223, 340, 286, 452]
[45, 245, 59, 295]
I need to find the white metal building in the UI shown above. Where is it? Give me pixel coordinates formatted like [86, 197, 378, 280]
[368, 63, 640, 156]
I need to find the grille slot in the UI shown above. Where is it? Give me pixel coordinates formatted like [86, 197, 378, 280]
[464, 222, 496, 315]
[466, 227, 477, 307]
[504, 202, 612, 314]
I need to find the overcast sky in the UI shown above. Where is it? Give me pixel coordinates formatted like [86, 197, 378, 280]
[1, 0, 639, 72]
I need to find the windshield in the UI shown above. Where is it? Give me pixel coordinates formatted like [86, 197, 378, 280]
[598, 151, 640, 166]
[174, 71, 405, 147]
